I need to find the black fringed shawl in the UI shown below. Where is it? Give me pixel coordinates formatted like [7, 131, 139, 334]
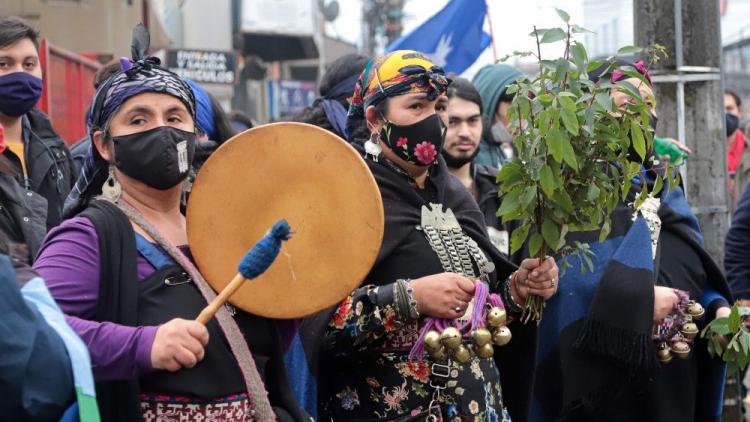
[531, 182, 732, 422]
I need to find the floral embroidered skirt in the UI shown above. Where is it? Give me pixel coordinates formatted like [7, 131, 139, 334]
[320, 352, 512, 422]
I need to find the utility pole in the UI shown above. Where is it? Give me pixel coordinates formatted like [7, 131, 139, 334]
[634, 1, 737, 420]
[634, 0, 728, 264]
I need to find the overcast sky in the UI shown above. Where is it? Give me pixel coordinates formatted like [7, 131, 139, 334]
[328, 0, 585, 78]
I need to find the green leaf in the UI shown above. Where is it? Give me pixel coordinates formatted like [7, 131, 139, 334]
[561, 135, 578, 170]
[553, 190, 574, 214]
[557, 223, 569, 250]
[617, 45, 644, 55]
[505, 83, 520, 95]
[571, 24, 593, 34]
[618, 176, 631, 200]
[570, 42, 587, 71]
[510, 224, 531, 254]
[741, 333, 750, 355]
[518, 96, 531, 119]
[616, 80, 643, 101]
[542, 219, 561, 251]
[555, 58, 570, 81]
[497, 162, 522, 183]
[546, 128, 565, 163]
[558, 96, 576, 112]
[528, 233, 543, 257]
[630, 120, 646, 161]
[530, 28, 549, 38]
[539, 164, 555, 197]
[587, 183, 600, 202]
[633, 185, 648, 209]
[652, 174, 664, 196]
[497, 189, 521, 217]
[729, 305, 741, 333]
[555, 8, 570, 23]
[587, 59, 608, 73]
[617, 66, 652, 89]
[561, 108, 579, 135]
[583, 251, 595, 272]
[541, 59, 557, 71]
[520, 186, 537, 208]
[540, 28, 567, 44]
[539, 110, 552, 137]
[599, 219, 611, 242]
[538, 93, 555, 105]
[627, 161, 642, 178]
[595, 93, 613, 112]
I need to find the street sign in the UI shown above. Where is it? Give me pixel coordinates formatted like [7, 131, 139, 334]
[166, 49, 237, 85]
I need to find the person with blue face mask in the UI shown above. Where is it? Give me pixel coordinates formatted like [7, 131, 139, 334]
[0, 17, 75, 231]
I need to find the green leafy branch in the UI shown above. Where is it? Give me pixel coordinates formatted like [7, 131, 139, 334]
[497, 9, 676, 323]
[702, 304, 750, 375]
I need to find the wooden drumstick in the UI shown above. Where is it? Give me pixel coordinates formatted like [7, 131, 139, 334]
[196, 219, 292, 324]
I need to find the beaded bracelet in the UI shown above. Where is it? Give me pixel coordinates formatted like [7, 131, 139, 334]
[405, 280, 420, 319]
[500, 272, 524, 315]
[393, 279, 420, 321]
[397, 278, 420, 320]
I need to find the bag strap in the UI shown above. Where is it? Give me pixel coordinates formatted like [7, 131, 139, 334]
[111, 197, 276, 421]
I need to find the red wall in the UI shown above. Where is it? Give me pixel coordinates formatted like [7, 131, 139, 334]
[37, 38, 101, 147]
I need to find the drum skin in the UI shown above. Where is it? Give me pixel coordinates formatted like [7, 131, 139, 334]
[187, 122, 384, 319]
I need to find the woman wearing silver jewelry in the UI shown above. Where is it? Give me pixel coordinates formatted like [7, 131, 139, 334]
[302, 50, 559, 422]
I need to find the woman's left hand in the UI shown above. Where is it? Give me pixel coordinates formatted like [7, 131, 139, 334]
[715, 306, 732, 349]
[512, 257, 559, 301]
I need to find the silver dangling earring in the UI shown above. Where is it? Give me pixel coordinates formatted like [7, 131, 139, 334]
[102, 164, 122, 203]
[364, 132, 382, 162]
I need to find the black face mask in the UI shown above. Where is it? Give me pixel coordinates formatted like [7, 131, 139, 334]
[111, 125, 196, 190]
[379, 113, 446, 167]
[726, 113, 739, 137]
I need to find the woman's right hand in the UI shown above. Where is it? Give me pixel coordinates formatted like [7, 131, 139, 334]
[410, 273, 475, 319]
[653, 286, 679, 323]
[151, 318, 209, 372]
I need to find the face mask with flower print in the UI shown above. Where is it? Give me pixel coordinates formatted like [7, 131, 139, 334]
[379, 113, 446, 167]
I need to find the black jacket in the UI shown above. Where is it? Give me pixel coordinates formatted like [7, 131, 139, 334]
[474, 164, 502, 229]
[0, 153, 48, 263]
[20, 109, 75, 229]
[473, 163, 521, 260]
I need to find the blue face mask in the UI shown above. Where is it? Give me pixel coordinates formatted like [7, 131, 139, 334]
[0, 72, 43, 117]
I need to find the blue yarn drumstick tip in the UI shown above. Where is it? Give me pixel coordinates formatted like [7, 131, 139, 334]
[237, 219, 293, 279]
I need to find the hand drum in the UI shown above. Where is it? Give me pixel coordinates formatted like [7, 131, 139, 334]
[186, 122, 384, 319]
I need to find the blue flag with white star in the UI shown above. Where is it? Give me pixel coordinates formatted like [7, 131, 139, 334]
[386, 0, 491, 74]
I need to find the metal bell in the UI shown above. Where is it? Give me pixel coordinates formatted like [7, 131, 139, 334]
[671, 341, 691, 359]
[474, 342, 495, 359]
[440, 327, 463, 350]
[686, 301, 705, 319]
[429, 346, 448, 361]
[452, 344, 472, 364]
[423, 330, 442, 350]
[492, 326, 512, 346]
[471, 328, 493, 347]
[486, 307, 507, 327]
[657, 345, 673, 364]
[680, 322, 699, 340]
